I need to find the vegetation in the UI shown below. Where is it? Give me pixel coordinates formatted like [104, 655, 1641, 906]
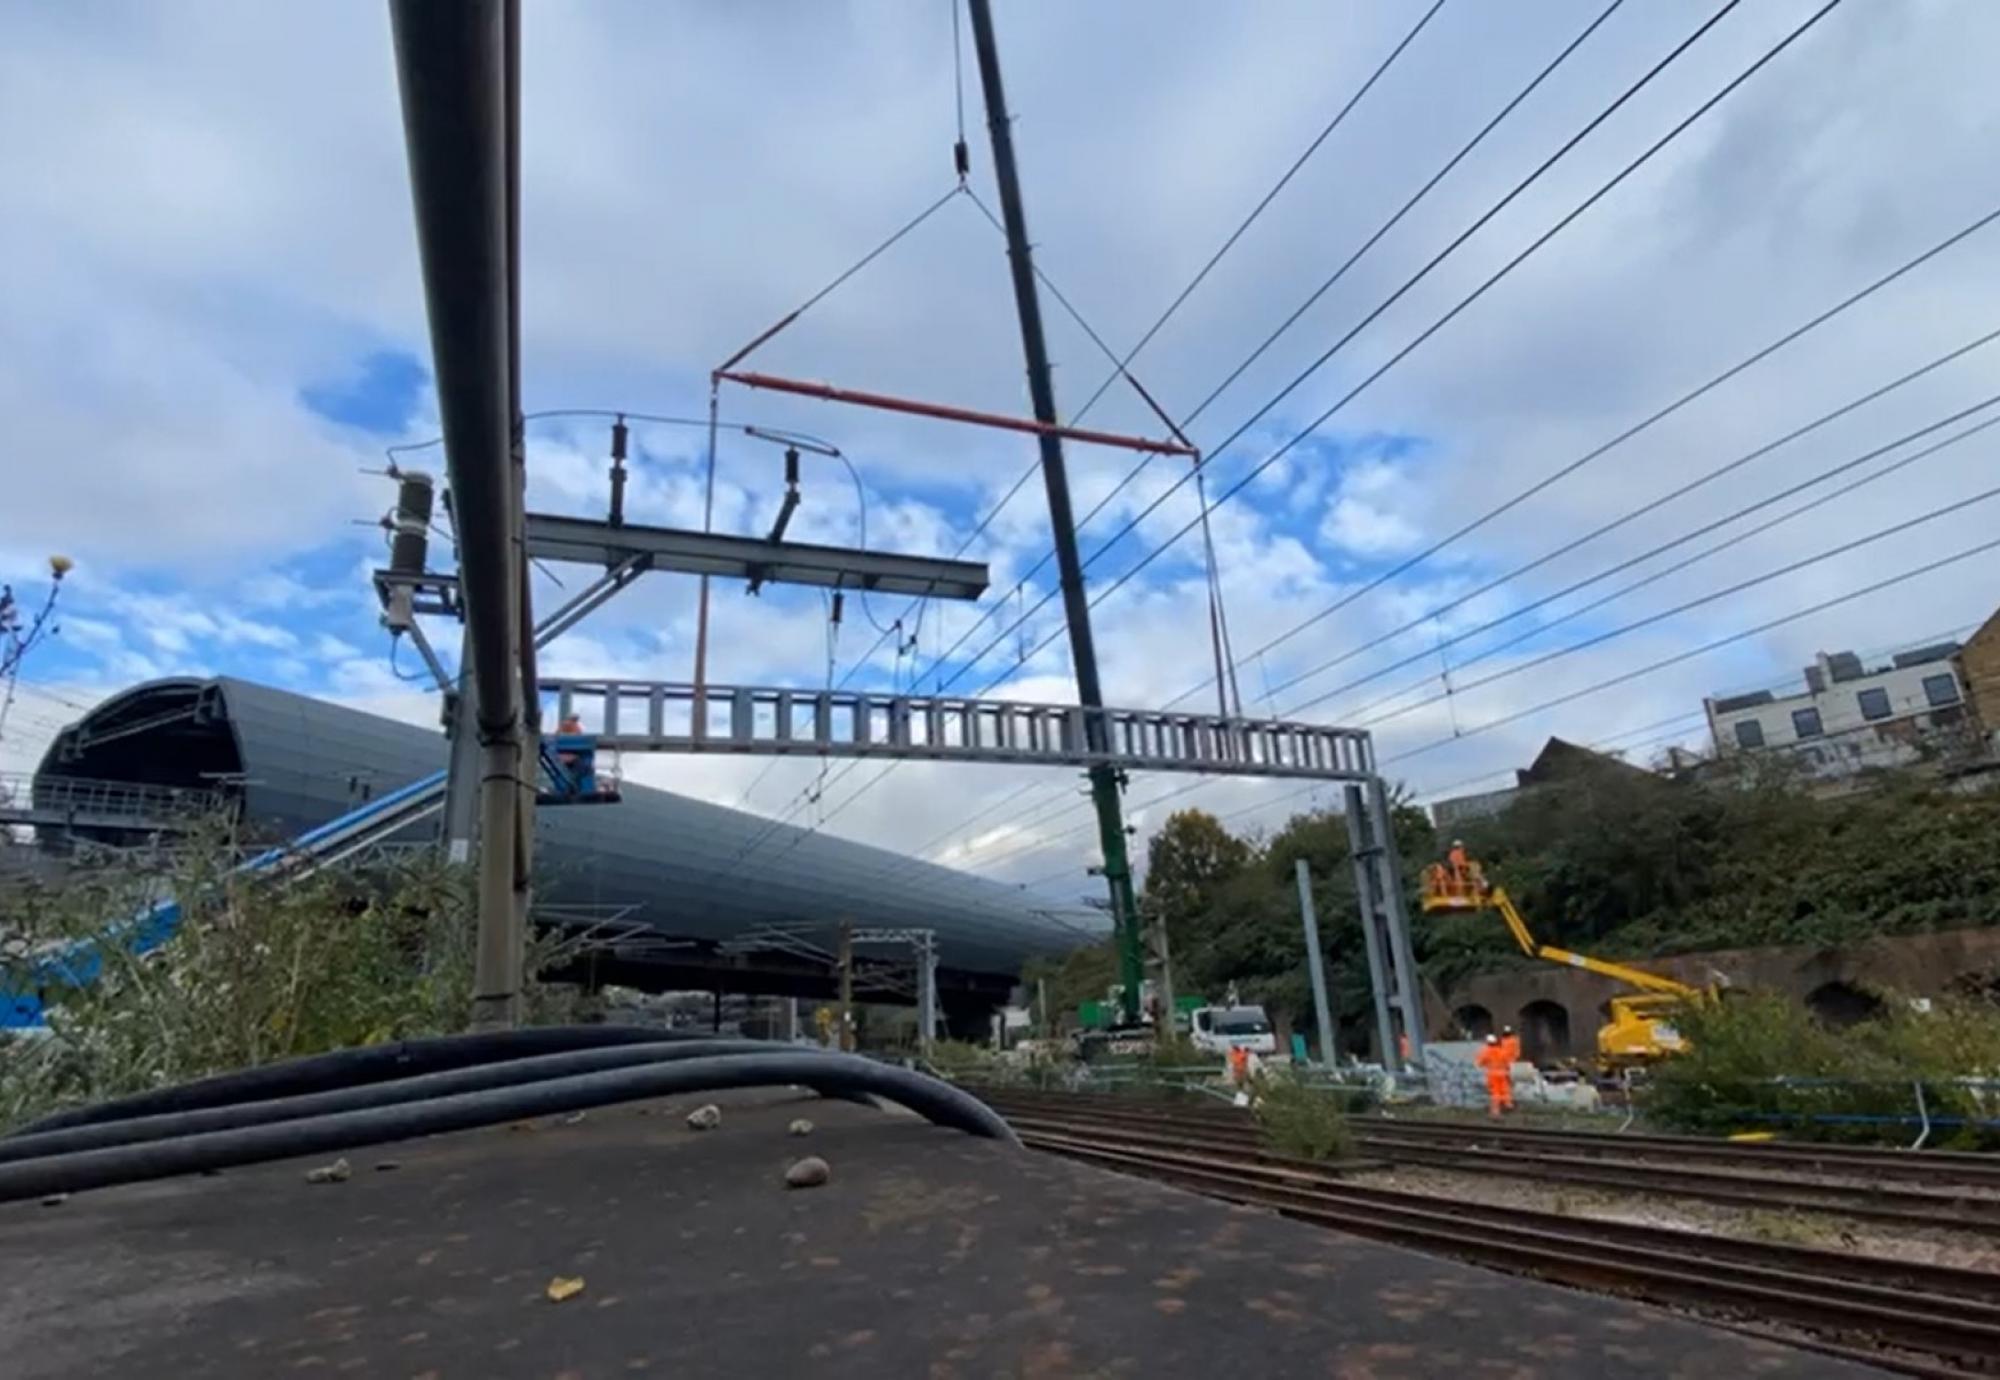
[1252, 1069, 1355, 1160]
[1456, 767, 2000, 972]
[1643, 990, 2000, 1147]
[1025, 764, 2000, 1057]
[0, 827, 580, 1131]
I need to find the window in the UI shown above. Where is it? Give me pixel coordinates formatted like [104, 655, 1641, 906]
[1791, 706, 1823, 739]
[1214, 1008, 1272, 1036]
[1857, 687, 1892, 721]
[1923, 673, 1961, 708]
[1733, 718, 1766, 749]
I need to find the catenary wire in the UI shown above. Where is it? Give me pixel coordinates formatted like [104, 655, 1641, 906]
[1347, 480, 2000, 730]
[1259, 337, 2000, 710]
[1315, 405, 2000, 725]
[940, 0, 1834, 699]
[1065, 0, 1452, 427]
[1180, 0, 1628, 432]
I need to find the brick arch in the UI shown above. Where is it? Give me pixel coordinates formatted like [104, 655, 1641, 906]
[1452, 1004, 1494, 1040]
[1518, 999, 1573, 1063]
[1805, 980, 1882, 1029]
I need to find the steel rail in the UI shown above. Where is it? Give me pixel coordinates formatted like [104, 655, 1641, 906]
[982, 1087, 2000, 1187]
[1020, 1128, 1999, 1377]
[979, 1094, 2000, 1232]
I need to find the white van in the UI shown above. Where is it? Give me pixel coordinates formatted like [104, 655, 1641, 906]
[1188, 1004, 1277, 1057]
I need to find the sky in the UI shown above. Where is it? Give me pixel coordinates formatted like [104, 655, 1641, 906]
[3, 0, 1997, 909]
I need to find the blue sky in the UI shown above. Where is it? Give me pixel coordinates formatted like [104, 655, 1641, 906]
[5, 0, 2000, 903]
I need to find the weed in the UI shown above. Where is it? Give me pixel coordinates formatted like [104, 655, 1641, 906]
[1252, 1069, 1355, 1161]
[1, 826, 580, 1130]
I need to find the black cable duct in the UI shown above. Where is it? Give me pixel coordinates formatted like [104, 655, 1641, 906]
[0, 1039, 781, 1164]
[0, 1048, 1017, 1205]
[19, 1025, 699, 1135]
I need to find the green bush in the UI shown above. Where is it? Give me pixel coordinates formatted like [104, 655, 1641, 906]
[1252, 1069, 1355, 1161]
[1641, 990, 2000, 1147]
[1, 832, 579, 1131]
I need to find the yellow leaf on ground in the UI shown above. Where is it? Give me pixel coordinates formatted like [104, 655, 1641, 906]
[546, 1276, 585, 1302]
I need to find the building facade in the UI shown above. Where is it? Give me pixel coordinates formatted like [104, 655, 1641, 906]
[1704, 643, 1970, 785]
[1957, 608, 2000, 755]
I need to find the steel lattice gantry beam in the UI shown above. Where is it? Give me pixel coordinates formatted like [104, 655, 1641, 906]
[541, 679, 1376, 783]
[522, 513, 989, 601]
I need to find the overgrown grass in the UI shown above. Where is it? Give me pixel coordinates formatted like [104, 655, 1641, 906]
[1252, 1069, 1355, 1161]
[1, 827, 580, 1131]
[1642, 990, 2000, 1147]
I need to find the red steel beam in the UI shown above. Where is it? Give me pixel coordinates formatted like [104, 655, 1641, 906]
[714, 369, 1198, 458]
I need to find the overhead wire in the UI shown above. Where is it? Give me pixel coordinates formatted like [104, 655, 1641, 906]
[1066, 0, 1453, 426]
[1007, 609, 1986, 886]
[956, 379, 2000, 874]
[1178, 0, 1628, 432]
[1312, 404, 2000, 725]
[799, 0, 1636, 853]
[1259, 331, 2000, 710]
[1347, 480, 2000, 730]
[933, 0, 1821, 699]
[1378, 532, 2000, 769]
[735, 133, 1302, 864]
[898, 0, 1457, 700]
[972, 528, 2000, 877]
[954, 0, 1848, 702]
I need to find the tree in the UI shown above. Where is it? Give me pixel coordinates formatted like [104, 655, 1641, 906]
[1141, 808, 1252, 952]
[0, 555, 73, 742]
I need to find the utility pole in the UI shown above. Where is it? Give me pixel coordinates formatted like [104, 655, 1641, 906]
[967, 0, 1145, 1024]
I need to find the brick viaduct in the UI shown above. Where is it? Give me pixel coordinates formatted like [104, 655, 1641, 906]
[1434, 927, 2000, 1064]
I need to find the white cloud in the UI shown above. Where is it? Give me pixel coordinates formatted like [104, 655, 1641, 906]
[5, 0, 1998, 897]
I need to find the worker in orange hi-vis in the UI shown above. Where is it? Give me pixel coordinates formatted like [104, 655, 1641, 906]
[1497, 1026, 1520, 1111]
[1227, 1044, 1250, 1086]
[1446, 839, 1469, 887]
[1475, 1034, 1513, 1119]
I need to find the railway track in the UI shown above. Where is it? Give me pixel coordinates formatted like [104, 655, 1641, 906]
[978, 1088, 2000, 1234]
[975, 1091, 2000, 1377]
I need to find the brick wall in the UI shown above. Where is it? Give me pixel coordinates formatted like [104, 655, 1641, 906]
[1959, 609, 2000, 740]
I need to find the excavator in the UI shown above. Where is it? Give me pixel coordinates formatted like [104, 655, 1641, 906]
[1421, 855, 1703, 1066]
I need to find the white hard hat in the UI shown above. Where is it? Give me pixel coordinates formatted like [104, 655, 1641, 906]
[1484, 1033, 1498, 1044]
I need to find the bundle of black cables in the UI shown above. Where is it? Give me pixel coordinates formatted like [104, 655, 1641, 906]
[0, 1025, 1015, 1204]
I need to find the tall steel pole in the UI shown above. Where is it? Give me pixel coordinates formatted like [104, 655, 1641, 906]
[966, 0, 1144, 1023]
[1295, 858, 1338, 1066]
[389, 0, 527, 1029]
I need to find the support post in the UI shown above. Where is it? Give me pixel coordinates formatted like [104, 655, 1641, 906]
[389, 0, 526, 1029]
[1295, 858, 1338, 1067]
[837, 920, 855, 1053]
[967, 0, 1143, 1023]
[1343, 779, 1426, 1070]
[441, 632, 480, 864]
[1369, 778, 1427, 1059]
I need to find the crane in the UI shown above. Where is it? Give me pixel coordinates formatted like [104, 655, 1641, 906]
[1420, 857, 1702, 1066]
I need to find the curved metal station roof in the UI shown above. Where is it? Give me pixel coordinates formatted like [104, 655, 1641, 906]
[34, 677, 1104, 981]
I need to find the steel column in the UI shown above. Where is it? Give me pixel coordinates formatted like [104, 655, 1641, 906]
[1295, 858, 1338, 1066]
[389, 0, 526, 1028]
[1369, 777, 1427, 1059]
[1345, 785, 1400, 1071]
[967, 0, 1143, 1022]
